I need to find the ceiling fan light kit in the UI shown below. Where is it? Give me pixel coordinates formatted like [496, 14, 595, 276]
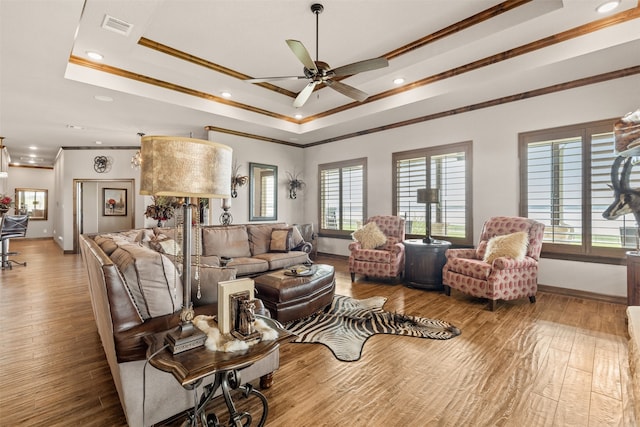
[246, 2, 388, 108]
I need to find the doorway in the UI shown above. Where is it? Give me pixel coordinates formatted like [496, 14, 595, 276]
[73, 179, 135, 253]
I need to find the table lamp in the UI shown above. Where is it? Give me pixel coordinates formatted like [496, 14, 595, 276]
[417, 188, 440, 244]
[140, 135, 232, 353]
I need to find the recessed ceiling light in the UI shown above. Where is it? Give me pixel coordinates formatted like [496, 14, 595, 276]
[95, 141, 103, 145]
[221, 91, 232, 98]
[87, 51, 104, 60]
[29, 146, 37, 150]
[294, 114, 303, 119]
[393, 77, 405, 85]
[596, 1, 620, 13]
[94, 95, 113, 102]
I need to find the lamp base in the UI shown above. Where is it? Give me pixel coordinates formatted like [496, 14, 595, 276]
[165, 321, 207, 354]
[423, 236, 435, 244]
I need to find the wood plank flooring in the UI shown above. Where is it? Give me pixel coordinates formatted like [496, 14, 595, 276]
[0, 240, 636, 426]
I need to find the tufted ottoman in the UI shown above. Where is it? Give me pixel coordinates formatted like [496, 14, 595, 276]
[254, 264, 335, 324]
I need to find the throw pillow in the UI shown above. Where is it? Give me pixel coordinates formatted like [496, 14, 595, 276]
[483, 231, 529, 263]
[158, 239, 181, 256]
[270, 228, 292, 253]
[352, 221, 387, 250]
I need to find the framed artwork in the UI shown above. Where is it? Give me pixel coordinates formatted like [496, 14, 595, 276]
[103, 188, 127, 216]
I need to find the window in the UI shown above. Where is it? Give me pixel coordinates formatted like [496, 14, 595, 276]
[393, 142, 473, 246]
[519, 119, 638, 263]
[318, 158, 367, 237]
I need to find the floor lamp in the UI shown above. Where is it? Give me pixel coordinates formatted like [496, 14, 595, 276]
[417, 188, 440, 244]
[140, 135, 232, 353]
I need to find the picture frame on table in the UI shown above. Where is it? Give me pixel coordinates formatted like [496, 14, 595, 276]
[217, 278, 255, 335]
[103, 188, 127, 216]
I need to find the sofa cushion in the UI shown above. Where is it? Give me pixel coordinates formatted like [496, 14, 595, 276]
[202, 225, 251, 258]
[227, 256, 269, 276]
[253, 251, 309, 271]
[247, 223, 284, 255]
[191, 266, 237, 306]
[110, 242, 183, 320]
[270, 228, 292, 253]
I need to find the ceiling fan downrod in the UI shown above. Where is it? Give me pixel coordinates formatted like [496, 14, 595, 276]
[311, 3, 323, 63]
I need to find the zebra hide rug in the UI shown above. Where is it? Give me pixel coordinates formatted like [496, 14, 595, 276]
[284, 294, 461, 362]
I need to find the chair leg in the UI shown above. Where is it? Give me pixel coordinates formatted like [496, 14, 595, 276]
[489, 299, 497, 311]
[350, 272, 355, 282]
[529, 295, 536, 304]
[443, 285, 451, 296]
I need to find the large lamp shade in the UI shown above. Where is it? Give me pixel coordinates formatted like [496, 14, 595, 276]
[140, 136, 232, 198]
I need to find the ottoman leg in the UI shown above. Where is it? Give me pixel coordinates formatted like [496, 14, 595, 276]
[350, 272, 355, 282]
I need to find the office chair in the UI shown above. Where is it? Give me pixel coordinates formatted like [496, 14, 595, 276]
[1, 215, 29, 270]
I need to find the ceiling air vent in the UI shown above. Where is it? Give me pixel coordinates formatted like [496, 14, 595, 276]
[101, 14, 133, 37]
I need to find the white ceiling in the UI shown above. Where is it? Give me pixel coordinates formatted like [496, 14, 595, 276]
[1, 0, 639, 167]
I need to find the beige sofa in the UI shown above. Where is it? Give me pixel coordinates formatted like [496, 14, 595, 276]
[80, 223, 310, 426]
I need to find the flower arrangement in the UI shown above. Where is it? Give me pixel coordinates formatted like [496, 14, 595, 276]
[0, 194, 13, 211]
[286, 169, 306, 199]
[230, 161, 248, 198]
[145, 196, 178, 223]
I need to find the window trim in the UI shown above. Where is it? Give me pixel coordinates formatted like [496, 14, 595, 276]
[392, 141, 473, 246]
[519, 118, 628, 265]
[317, 157, 368, 238]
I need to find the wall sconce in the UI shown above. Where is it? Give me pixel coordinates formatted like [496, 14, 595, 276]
[230, 160, 248, 198]
[417, 188, 440, 244]
[286, 169, 305, 199]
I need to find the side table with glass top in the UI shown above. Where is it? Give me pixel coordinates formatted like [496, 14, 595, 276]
[145, 315, 294, 426]
[403, 238, 451, 291]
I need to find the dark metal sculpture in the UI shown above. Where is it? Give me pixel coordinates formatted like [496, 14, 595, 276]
[602, 156, 640, 250]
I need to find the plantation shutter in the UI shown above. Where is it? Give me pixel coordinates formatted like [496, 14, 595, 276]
[393, 142, 471, 244]
[319, 158, 367, 235]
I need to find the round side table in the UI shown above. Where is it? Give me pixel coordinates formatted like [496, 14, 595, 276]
[403, 239, 451, 290]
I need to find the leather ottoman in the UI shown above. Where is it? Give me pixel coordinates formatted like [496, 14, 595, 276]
[254, 264, 335, 324]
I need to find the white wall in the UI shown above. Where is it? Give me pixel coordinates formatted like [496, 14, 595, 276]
[2, 165, 55, 239]
[55, 148, 144, 252]
[207, 130, 306, 225]
[304, 75, 640, 297]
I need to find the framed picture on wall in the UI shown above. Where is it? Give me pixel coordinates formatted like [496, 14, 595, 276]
[103, 188, 127, 216]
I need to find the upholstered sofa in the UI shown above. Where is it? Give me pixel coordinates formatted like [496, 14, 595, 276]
[156, 223, 311, 276]
[79, 223, 311, 426]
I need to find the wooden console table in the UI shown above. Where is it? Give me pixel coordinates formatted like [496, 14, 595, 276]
[403, 239, 451, 291]
[145, 316, 294, 426]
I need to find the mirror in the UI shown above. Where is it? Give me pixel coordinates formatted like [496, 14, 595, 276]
[249, 162, 277, 221]
[15, 188, 48, 220]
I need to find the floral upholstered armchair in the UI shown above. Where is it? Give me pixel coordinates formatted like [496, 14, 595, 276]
[442, 216, 545, 311]
[348, 215, 406, 282]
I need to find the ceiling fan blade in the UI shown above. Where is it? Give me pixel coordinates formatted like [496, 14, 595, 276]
[331, 57, 389, 77]
[245, 76, 307, 83]
[286, 39, 318, 73]
[293, 81, 318, 108]
[325, 79, 369, 102]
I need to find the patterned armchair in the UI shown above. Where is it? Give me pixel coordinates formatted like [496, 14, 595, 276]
[442, 216, 545, 311]
[349, 215, 406, 282]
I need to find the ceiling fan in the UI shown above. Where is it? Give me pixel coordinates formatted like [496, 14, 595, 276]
[245, 3, 389, 108]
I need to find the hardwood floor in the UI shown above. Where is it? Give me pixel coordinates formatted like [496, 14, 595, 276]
[0, 239, 636, 426]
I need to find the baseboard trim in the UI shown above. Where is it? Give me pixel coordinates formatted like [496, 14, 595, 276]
[537, 284, 626, 305]
[21, 237, 54, 241]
